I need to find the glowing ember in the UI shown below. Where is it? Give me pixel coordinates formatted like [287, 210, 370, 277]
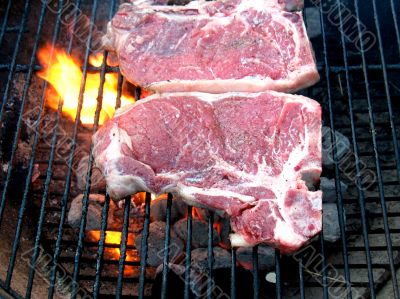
[192, 207, 203, 219]
[37, 45, 134, 125]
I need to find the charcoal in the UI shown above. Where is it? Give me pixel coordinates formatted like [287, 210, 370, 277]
[113, 195, 144, 215]
[153, 263, 194, 298]
[191, 247, 231, 271]
[75, 155, 106, 192]
[320, 177, 348, 203]
[236, 246, 275, 271]
[323, 203, 341, 243]
[157, 263, 258, 298]
[68, 194, 144, 232]
[67, 194, 105, 230]
[322, 127, 351, 167]
[173, 218, 220, 248]
[135, 221, 184, 267]
[31, 163, 40, 183]
[192, 207, 211, 221]
[150, 194, 187, 223]
[304, 7, 321, 39]
[192, 207, 224, 223]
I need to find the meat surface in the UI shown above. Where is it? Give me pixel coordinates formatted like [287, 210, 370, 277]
[92, 91, 322, 252]
[103, 0, 319, 93]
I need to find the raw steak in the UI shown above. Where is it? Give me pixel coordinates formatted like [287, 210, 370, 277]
[103, 0, 319, 93]
[92, 91, 322, 252]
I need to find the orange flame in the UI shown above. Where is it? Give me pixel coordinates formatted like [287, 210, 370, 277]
[192, 207, 203, 220]
[37, 45, 135, 125]
[88, 231, 135, 260]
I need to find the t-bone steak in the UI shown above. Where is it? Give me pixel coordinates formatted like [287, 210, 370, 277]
[103, 0, 319, 93]
[92, 91, 322, 252]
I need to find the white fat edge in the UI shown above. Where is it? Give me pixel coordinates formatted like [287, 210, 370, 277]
[268, 186, 308, 247]
[157, 171, 184, 181]
[106, 173, 152, 199]
[230, 196, 307, 248]
[274, 116, 322, 231]
[179, 185, 256, 203]
[145, 66, 319, 93]
[158, 183, 179, 195]
[235, 0, 282, 13]
[212, 153, 279, 187]
[137, 91, 264, 104]
[114, 102, 137, 117]
[96, 125, 132, 174]
[230, 233, 252, 247]
[273, 218, 307, 248]
[108, 24, 131, 53]
[102, 22, 116, 51]
[100, 123, 134, 176]
[309, 190, 323, 211]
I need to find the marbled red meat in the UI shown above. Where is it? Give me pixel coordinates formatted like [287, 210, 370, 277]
[92, 91, 322, 252]
[103, 0, 319, 93]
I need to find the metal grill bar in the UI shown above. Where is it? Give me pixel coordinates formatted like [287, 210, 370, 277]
[231, 248, 236, 299]
[69, 0, 119, 290]
[4, 26, 27, 32]
[275, 251, 281, 299]
[115, 197, 131, 298]
[207, 211, 215, 299]
[92, 194, 111, 298]
[70, 10, 108, 295]
[318, 0, 354, 297]
[0, 0, 31, 222]
[252, 246, 259, 299]
[319, 233, 328, 299]
[0, 280, 23, 299]
[184, 205, 193, 299]
[370, 0, 400, 181]
[0, 63, 120, 73]
[138, 193, 151, 299]
[24, 0, 85, 295]
[0, 0, 30, 128]
[353, 1, 400, 297]
[1, 0, 69, 293]
[92, 27, 122, 295]
[334, 0, 382, 297]
[47, 0, 101, 296]
[161, 193, 173, 299]
[0, 0, 12, 47]
[299, 257, 305, 299]
[389, 0, 400, 54]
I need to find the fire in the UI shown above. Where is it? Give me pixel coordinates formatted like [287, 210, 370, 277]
[88, 52, 104, 67]
[37, 45, 135, 125]
[192, 207, 203, 220]
[88, 230, 135, 261]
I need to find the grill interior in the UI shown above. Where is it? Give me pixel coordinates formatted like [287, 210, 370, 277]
[0, 0, 400, 298]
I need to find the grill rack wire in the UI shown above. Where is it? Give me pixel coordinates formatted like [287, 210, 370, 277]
[0, 0, 399, 298]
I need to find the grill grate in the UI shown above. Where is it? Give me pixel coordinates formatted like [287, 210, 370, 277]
[0, 0, 400, 298]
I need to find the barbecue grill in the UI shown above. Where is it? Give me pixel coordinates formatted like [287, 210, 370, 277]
[0, 0, 399, 298]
